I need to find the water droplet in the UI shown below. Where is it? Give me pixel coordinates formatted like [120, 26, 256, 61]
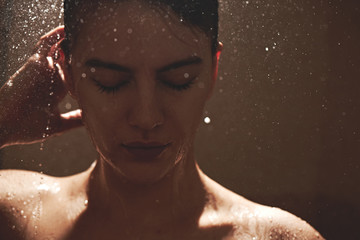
[204, 117, 211, 124]
[12, 225, 16, 230]
[20, 210, 24, 215]
[7, 80, 13, 87]
[49, 92, 54, 96]
[65, 103, 72, 110]
[113, 28, 117, 32]
[265, 47, 269, 51]
[184, 73, 189, 79]
[114, 38, 118, 42]
[127, 28, 133, 34]
[84, 199, 88, 206]
[90, 67, 96, 73]
[81, 73, 87, 78]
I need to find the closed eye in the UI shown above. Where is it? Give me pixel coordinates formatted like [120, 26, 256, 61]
[161, 79, 196, 91]
[91, 77, 131, 94]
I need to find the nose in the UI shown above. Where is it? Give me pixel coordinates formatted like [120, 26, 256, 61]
[127, 84, 164, 131]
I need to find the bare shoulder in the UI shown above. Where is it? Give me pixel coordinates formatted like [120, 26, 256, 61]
[0, 169, 59, 202]
[203, 176, 325, 240]
[0, 169, 63, 219]
[0, 169, 55, 237]
[0, 170, 85, 239]
[252, 204, 325, 240]
[223, 194, 325, 240]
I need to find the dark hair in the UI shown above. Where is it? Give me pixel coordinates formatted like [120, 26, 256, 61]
[62, 0, 219, 57]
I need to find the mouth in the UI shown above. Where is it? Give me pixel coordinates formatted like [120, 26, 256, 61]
[121, 141, 171, 161]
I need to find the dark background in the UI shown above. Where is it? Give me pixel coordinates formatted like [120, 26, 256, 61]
[1, 0, 359, 239]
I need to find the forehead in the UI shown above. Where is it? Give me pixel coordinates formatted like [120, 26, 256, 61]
[72, 1, 211, 67]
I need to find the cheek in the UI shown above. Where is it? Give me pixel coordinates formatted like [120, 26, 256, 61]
[171, 88, 209, 137]
[77, 83, 121, 144]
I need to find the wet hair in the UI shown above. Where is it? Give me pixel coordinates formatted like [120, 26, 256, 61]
[62, 0, 219, 57]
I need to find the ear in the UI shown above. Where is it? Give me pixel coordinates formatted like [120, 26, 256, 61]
[53, 43, 78, 100]
[207, 42, 223, 100]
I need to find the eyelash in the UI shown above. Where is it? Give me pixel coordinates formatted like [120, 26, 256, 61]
[92, 78, 196, 94]
[92, 79, 130, 94]
[161, 79, 196, 91]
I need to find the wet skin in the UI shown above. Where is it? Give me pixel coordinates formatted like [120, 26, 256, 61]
[0, 2, 324, 240]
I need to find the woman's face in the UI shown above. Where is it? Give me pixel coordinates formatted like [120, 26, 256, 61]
[68, 2, 217, 183]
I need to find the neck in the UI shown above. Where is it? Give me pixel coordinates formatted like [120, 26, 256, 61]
[87, 148, 208, 229]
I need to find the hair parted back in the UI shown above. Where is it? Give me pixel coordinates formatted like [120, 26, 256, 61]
[62, 0, 219, 57]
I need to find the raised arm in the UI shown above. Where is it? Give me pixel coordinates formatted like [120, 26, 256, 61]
[0, 26, 82, 149]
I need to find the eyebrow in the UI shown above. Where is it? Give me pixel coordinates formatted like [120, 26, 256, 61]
[84, 56, 203, 73]
[157, 56, 203, 73]
[85, 59, 132, 73]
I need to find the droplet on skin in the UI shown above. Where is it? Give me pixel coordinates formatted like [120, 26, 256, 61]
[65, 103, 72, 110]
[20, 210, 24, 216]
[82, 73, 87, 78]
[184, 73, 189, 79]
[7, 80, 13, 87]
[90, 67, 96, 73]
[265, 47, 269, 51]
[198, 82, 205, 88]
[84, 199, 88, 206]
[127, 28, 133, 34]
[114, 38, 118, 42]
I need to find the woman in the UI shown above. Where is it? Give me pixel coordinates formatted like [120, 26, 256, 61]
[0, 0, 324, 239]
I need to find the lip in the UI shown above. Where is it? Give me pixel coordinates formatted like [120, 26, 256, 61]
[122, 141, 171, 160]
